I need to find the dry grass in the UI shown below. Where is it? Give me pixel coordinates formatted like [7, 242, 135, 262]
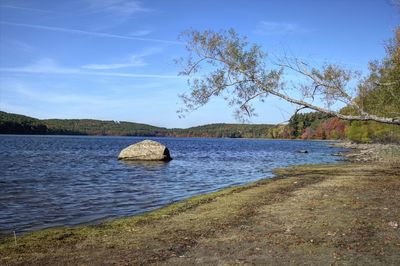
[169, 164, 400, 265]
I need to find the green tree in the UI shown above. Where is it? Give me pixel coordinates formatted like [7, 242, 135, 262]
[177, 29, 400, 125]
[342, 28, 400, 142]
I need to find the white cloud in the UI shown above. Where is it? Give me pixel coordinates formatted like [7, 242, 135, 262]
[254, 21, 310, 36]
[0, 21, 181, 45]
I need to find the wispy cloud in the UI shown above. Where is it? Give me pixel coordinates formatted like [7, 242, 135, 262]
[254, 21, 310, 36]
[82, 55, 147, 70]
[6, 39, 36, 53]
[129, 29, 152, 37]
[0, 58, 180, 79]
[81, 0, 152, 30]
[0, 5, 57, 13]
[10, 83, 114, 106]
[81, 47, 162, 70]
[1, 81, 133, 118]
[0, 21, 181, 45]
[85, 0, 150, 16]
[1, 78, 178, 123]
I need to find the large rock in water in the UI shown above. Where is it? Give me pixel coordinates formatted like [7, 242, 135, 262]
[118, 140, 172, 161]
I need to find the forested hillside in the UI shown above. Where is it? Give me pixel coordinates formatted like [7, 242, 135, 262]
[0, 111, 169, 136]
[172, 123, 274, 138]
[1, 110, 399, 142]
[0, 111, 274, 138]
[42, 118, 169, 136]
[0, 112, 48, 134]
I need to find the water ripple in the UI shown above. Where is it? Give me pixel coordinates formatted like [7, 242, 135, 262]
[0, 136, 346, 236]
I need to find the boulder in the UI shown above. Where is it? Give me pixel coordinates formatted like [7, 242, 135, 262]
[118, 140, 172, 161]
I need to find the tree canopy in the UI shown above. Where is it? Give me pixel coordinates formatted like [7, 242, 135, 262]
[177, 28, 400, 125]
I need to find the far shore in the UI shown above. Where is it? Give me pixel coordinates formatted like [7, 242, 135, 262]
[0, 133, 345, 142]
[1, 142, 399, 265]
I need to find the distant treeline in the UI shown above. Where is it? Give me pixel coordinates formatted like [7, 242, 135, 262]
[1, 111, 399, 142]
[0, 111, 274, 138]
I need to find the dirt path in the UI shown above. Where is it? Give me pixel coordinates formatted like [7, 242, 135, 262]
[1, 162, 399, 265]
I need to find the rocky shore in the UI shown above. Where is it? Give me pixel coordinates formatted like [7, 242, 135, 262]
[331, 141, 400, 163]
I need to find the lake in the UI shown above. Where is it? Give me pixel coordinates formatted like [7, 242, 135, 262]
[0, 135, 346, 236]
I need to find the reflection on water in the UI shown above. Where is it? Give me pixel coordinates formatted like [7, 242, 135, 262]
[0, 136, 346, 235]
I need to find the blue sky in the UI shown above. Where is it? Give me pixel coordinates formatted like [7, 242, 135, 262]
[0, 0, 398, 128]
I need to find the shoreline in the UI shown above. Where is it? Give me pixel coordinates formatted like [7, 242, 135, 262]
[0, 138, 344, 237]
[330, 141, 400, 163]
[0, 133, 341, 141]
[1, 143, 399, 265]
